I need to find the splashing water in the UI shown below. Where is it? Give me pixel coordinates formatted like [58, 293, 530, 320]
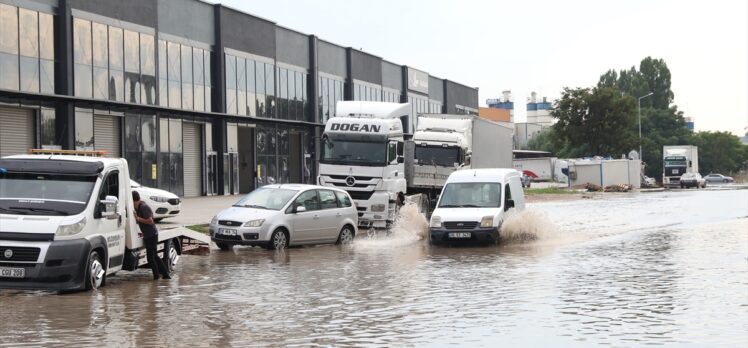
[355, 202, 428, 248]
[499, 209, 559, 243]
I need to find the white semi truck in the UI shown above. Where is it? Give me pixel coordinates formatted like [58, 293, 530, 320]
[662, 145, 699, 187]
[0, 150, 209, 291]
[317, 101, 513, 228]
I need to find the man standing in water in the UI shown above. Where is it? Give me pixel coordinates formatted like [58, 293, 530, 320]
[132, 191, 171, 280]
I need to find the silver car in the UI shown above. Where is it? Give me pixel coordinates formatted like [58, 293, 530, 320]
[704, 173, 734, 183]
[210, 184, 358, 250]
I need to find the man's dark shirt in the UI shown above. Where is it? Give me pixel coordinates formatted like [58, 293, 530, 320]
[136, 202, 158, 238]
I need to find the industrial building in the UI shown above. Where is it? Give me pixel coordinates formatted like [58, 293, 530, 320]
[0, 0, 479, 197]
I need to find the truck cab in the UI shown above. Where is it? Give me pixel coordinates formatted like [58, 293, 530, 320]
[317, 102, 409, 229]
[0, 151, 195, 291]
[428, 168, 525, 245]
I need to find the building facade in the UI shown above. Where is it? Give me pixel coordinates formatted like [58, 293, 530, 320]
[0, 0, 479, 197]
[485, 90, 513, 122]
[526, 91, 552, 126]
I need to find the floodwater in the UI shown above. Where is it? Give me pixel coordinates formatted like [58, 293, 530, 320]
[1, 188, 747, 347]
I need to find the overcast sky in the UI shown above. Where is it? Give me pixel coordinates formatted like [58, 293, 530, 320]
[216, 0, 748, 136]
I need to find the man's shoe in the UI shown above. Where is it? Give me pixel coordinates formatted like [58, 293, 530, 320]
[153, 275, 160, 280]
[162, 273, 172, 280]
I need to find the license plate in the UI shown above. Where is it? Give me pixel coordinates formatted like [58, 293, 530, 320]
[448, 232, 471, 239]
[218, 228, 238, 236]
[673, 169, 679, 174]
[0, 267, 25, 278]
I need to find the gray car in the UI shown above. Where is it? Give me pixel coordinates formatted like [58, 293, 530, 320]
[210, 184, 358, 250]
[704, 173, 734, 183]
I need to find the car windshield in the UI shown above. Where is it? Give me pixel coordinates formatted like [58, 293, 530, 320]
[415, 145, 460, 166]
[233, 188, 299, 210]
[321, 138, 387, 166]
[438, 182, 502, 208]
[0, 173, 96, 215]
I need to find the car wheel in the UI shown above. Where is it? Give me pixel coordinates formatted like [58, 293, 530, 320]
[85, 250, 105, 291]
[216, 242, 232, 251]
[268, 229, 288, 250]
[336, 225, 355, 245]
[724, 179, 728, 183]
[162, 239, 179, 273]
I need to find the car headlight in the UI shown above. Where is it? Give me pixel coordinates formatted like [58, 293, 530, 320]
[371, 204, 386, 212]
[480, 216, 493, 228]
[243, 219, 265, 227]
[210, 215, 218, 225]
[56, 217, 87, 237]
[150, 196, 169, 203]
[430, 216, 442, 228]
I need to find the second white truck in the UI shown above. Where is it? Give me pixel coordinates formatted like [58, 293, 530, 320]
[662, 145, 699, 188]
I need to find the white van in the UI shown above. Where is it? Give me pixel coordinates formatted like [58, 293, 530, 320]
[429, 169, 525, 245]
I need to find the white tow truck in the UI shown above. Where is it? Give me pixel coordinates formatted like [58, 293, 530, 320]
[0, 150, 209, 291]
[317, 101, 514, 229]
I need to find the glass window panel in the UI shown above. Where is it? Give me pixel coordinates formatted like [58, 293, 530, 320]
[158, 78, 168, 107]
[73, 18, 91, 64]
[140, 34, 154, 76]
[109, 69, 123, 102]
[74, 63, 92, 97]
[204, 50, 211, 86]
[40, 108, 56, 147]
[255, 62, 265, 117]
[225, 54, 236, 114]
[168, 79, 181, 108]
[125, 71, 140, 103]
[180, 45, 192, 84]
[93, 66, 108, 99]
[296, 72, 304, 120]
[19, 8, 38, 58]
[237, 58, 246, 116]
[0, 4, 18, 54]
[278, 68, 287, 119]
[124, 30, 139, 73]
[40, 59, 53, 94]
[142, 75, 156, 105]
[39, 13, 53, 60]
[265, 64, 275, 117]
[75, 109, 94, 150]
[288, 71, 295, 120]
[167, 42, 180, 81]
[205, 86, 212, 112]
[91, 22, 107, 67]
[108, 27, 123, 69]
[169, 118, 182, 153]
[194, 84, 204, 111]
[19, 56, 39, 92]
[182, 82, 192, 110]
[193, 49, 204, 85]
[157, 40, 166, 79]
[159, 117, 169, 153]
[141, 115, 157, 152]
[247, 60, 256, 116]
[302, 73, 308, 121]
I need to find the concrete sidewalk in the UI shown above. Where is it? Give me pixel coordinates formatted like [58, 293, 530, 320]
[159, 194, 241, 228]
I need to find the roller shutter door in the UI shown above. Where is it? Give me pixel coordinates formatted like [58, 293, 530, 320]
[0, 107, 35, 157]
[94, 115, 121, 158]
[183, 123, 202, 197]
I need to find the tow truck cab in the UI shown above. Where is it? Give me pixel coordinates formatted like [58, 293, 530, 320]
[0, 151, 180, 291]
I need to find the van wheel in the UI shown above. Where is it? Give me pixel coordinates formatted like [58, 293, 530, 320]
[85, 250, 105, 291]
[163, 239, 179, 273]
[216, 242, 232, 251]
[267, 229, 288, 250]
[336, 225, 355, 245]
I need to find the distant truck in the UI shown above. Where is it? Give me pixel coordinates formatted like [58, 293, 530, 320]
[662, 145, 699, 187]
[0, 150, 209, 291]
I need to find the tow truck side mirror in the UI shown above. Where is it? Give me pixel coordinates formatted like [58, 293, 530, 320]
[100, 195, 119, 220]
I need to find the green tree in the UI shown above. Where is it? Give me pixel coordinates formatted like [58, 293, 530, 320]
[597, 57, 673, 108]
[551, 87, 637, 157]
[692, 131, 748, 174]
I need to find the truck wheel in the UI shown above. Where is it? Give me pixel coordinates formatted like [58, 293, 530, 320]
[267, 229, 288, 250]
[162, 239, 179, 273]
[85, 250, 105, 291]
[216, 242, 232, 251]
[336, 225, 355, 245]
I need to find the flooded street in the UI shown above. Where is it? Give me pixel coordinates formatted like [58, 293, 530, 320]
[1, 188, 746, 347]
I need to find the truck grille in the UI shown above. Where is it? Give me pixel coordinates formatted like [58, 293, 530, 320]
[0, 246, 40, 262]
[218, 220, 242, 227]
[329, 175, 376, 181]
[443, 221, 479, 230]
[347, 191, 375, 201]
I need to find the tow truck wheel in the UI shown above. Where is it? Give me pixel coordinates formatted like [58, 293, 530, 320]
[216, 242, 232, 251]
[85, 251, 105, 291]
[336, 225, 355, 245]
[163, 239, 179, 273]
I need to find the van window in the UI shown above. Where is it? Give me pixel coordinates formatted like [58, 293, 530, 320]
[335, 191, 352, 207]
[99, 171, 120, 201]
[318, 190, 339, 209]
[504, 183, 513, 211]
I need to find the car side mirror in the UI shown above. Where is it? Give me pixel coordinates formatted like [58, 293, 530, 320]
[100, 195, 119, 220]
[505, 199, 515, 211]
[295, 205, 307, 213]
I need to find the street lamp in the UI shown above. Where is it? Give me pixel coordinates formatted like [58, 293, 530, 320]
[638, 92, 653, 161]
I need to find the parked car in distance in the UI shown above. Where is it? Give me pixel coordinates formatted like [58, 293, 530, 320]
[210, 184, 358, 250]
[429, 169, 525, 245]
[642, 175, 657, 188]
[679, 172, 706, 189]
[130, 180, 181, 222]
[704, 173, 734, 183]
